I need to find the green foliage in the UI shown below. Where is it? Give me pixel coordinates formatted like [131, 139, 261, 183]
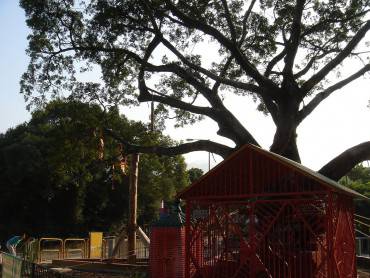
[187, 167, 204, 183]
[0, 100, 189, 241]
[339, 164, 370, 217]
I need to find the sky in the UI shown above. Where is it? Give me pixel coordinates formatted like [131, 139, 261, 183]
[0, 0, 370, 172]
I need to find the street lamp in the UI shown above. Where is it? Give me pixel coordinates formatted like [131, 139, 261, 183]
[186, 138, 211, 171]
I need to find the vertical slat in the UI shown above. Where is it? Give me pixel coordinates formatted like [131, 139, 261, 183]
[185, 201, 191, 278]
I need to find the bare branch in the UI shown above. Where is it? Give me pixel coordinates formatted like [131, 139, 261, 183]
[298, 64, 370, 122]
[302, 21, 370, 93]
[319, 141, 370, 181]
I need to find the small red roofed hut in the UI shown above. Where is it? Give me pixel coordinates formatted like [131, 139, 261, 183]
[177, 144, 366, 278]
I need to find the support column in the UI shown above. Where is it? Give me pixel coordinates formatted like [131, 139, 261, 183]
[128, 153, 139, 264]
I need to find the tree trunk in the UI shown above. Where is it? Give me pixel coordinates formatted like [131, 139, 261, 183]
[269, 100, 301, 162]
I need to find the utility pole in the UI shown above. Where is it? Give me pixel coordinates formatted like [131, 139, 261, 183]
[208, 151, 210, 171]
[128, 153, 139, 264]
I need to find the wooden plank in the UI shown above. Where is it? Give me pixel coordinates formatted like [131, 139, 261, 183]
[128, 153, 139, 264]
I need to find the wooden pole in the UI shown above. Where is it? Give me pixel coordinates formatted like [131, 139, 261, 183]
[128, 153, 139, 264]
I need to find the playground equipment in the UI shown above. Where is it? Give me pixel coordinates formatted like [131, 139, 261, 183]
[174, 144, 366, 278]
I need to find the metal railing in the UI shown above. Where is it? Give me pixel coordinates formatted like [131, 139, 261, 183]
[17, 237, 88, 263]
[38, 238, 63, 263]
[356, 237, 370, 257]
[2, 252, 72, 278]
[102, 235, 149, 260]
[12, 230, 150, 263]
[63, 238, 87, 259]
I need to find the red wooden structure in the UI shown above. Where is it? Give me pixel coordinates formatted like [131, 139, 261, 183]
[178, 144, 365, 278]
[150, 204, 186, 278]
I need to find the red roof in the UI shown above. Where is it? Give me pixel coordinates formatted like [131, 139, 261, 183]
[178, 144, 365, 200]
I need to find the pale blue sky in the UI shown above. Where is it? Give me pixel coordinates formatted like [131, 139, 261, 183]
[0, 0, 30, 133]
[0, 0, 369, 171]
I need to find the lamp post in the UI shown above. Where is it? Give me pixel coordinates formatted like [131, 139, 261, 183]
[186, 138, 211, 171]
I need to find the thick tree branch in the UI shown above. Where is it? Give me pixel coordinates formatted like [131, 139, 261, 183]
[104, 128, 234, 158]
[137, 37, 217, 119]
[137, 35, 260, 147]
[43, 38, 259, 147]
[298, 64, 370, 122]
[58, 32, 247, 147]
[138, 36, 225, 110]
[239, 0, 257, 45]
[212, 56, 234, 93]
[145, 63, 219, 104]
[302, 20, 370, 93]
[45, 43, 249, 110]
[139, 78, 259, 146]
[319, 141, 370, 181]
[221, 0, 237, 42]
[159, 36, 261, 93]
[139, 85, 216, 118]
[282, 0, 306, 75]
[264, 49, 287, 77]
[164, 0, 279, 92]
[293, 49, 338, 79]
[302, 9, 370, 37]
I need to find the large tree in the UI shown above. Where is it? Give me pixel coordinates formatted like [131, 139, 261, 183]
[20, 0, 370, 180]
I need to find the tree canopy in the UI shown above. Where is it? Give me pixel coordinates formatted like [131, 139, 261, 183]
[20, 0, 370, 180]
[0, 100, 190, 241]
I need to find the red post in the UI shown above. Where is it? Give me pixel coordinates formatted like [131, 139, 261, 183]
[327, 192, 334, 278]
[185, 202, 191, 278]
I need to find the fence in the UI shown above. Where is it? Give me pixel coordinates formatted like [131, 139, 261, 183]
[63, 238, 87, 260]
[38, 238, 63, 263]
[356, 237, 370, 257]
[14, 237, 88, 263]
[102, 234, 149, 260]
[18, 235, 148, 263]
[2, 252, 72, 278]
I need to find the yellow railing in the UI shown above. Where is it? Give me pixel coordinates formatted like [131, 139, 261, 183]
[63, 238, 87, 259]
[37, 237, 89, 262]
